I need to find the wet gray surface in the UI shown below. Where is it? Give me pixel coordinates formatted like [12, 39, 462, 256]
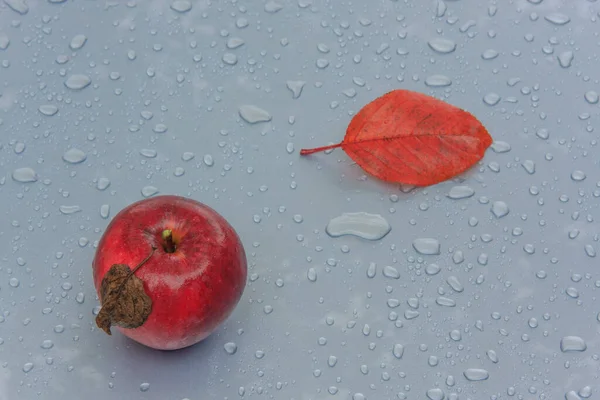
[1, 0, 599, 399]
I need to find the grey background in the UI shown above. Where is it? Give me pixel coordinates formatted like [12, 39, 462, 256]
[1, 0, 599, 399]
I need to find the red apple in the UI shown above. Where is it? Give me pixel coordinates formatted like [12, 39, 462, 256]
[92, 195, 247, 350]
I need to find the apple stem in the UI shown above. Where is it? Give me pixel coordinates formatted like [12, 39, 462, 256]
[162, 229, 176, 253]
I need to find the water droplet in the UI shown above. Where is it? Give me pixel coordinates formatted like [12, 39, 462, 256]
[139, 383, 150, 392]
[424, 74, 452, 87]
[222, 53, 238, 65]
[428, 37, 456, 54]
[486, 350, 498, 363]
[182, 152, 195, 161]
[62, 148, 87, 164]
[522, 160, 535, 174]
[436, 297, 456, 307]
[4, 0, 28, 14]
[75, 292, 85, 304]
[566, 287, 579, 298]
[264, 0, 283, 13]
[224, 342, 238, 354]
[425, 264, 441, 275]
[558, 51, 574, 68]
[366, 262, 377, 278]
[96, 178, 110, 191]
[491, 141, 511, 153]
[0, 33, 9, 50]
[325, 212, 391, 241]
[41, 340, 54, 349]
[481, 49, 499, 60]
[239, 105, 272, 124]
[383, 266, 400, 279]
[226, 37, 245, 49]
[140, 149, 157, 158]
[59, 205, 81, 215]
[9, 277, 19, 287]
[39, 104, 58, 116]
[22, 362, 34, 373]
[69, 34, 87, 50]
[491, 201, 509, 218]
[307, 267, 317, 282]
[560, 336, 586, 352]
[584, 244, 596, 258]
[203, 154, 214, 166]
[64, 74, 91, 90]
[153, 124, 168, 134]
[426, 388, 445, 400]
[141, 186, 159, 198]
[584, 91, 599, 104]
[463, 368, 489, 381]
[446, 276, 464, 292]
[170, 0, 191, 13]
[412, 238, 441, 255]
[545, 13, 570, 25]
[483, 92, 501, 106]
[579, 386, 592, 398]
[435, 0, 447, 17]
[390, 343, 404, 360]
[447, 186, 474, 200]
[571, 170, 586, 181]
[286, 80, 306, 99]
[100, 204, 110, 219]
[12, 167, 37, 183]
[327, 355, 337, 367]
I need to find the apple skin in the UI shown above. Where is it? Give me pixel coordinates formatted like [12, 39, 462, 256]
[92, 195, 247, 350]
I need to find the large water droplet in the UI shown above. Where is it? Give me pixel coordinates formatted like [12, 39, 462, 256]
[392, 343, 404, 359]
[545, 13, 570, 25]
[446, 276, 464, 292]
[558, 51, 574, 68]
[481, 49, 499, 60]
[12, 167, 38, 183]
[463, 368, 489, 381]
[224, 342, 238, 354]
[39, 104, 58, 116]
[426, 388, 445, 400]
[64, 74, 91, 90]
[584, 91, 599, 104]
[264, 0, 283, 13]
[560, 336, 586, 352]
[226, 37, 245, 49]
[0, 33, 9, 50]
[412, 238, 441, 255]
[522, 160, 535, 174]
[366, 262, 377, 278]
[491, 201, 509, 218]
[424, 74, 452, 87]
[59, 205, 81, 215]
[584, 244, 596, 258]
[428, 38, 456, 54]
[483, 92, 501, 106]
[436, 297, 456, 307]
[382, 266, 400, 279]
[486, 350, 499, 363]
[239, 105, 272, 124]
[69, 34, 87, 50]
[170, 0, 192, 13]
[62, 148, 87, 164]
[141, 186, 159, 198]
[325, 212, 391, 240]
[447, 186, 474, 200]
[286, 80, 306, 99]
[307, 267, 317, 282]
[4, 0, 28, 14]
[491, 141, 511, 153]
[425, 264, 441, 275]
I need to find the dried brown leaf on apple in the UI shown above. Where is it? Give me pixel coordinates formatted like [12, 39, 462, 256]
[95, 249, 155, 335]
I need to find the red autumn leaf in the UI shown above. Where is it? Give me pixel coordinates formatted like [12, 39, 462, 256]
[300, 89, 493, 186]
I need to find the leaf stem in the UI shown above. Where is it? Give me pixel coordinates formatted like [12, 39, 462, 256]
[116, 246, 156, 295]
[300, 143, 342, 155]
